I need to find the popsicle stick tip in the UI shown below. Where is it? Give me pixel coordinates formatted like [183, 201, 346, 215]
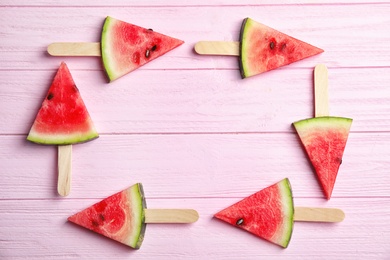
[194, 41, 209, 55]
[315, 63, 328, 70]
[190, 209, 200, 222]
[47, 43, 57, 56]
[337, 209, 345, 222]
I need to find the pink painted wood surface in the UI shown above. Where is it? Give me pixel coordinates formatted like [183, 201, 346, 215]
[1, 1, 390, 259]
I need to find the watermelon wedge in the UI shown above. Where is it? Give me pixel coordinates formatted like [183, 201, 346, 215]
[27, 62, 98, 145]
[68, 183, 147, 249]
[214, 178, 294, 248]
[101, 16, 184, 82]
[239, 18, 323, 78]
[293, 116, 352, 199]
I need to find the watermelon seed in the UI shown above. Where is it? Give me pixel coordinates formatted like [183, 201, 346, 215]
[145, 49, 150, 58]
[151, 45, 157, 51]
[99, 214, 105, 221]
[148, 28, 153, 31]
[47, 93, 54, 100]
[269, 42, 275, 49]
[236, 218, 244, 226]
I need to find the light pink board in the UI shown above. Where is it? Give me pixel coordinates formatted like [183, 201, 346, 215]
[1, 1, 390, 259]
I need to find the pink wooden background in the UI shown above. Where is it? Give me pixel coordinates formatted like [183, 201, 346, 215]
[1, 1, 390, 259]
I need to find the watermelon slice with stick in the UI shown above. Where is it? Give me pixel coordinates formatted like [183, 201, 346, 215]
[195, 17, 323, 79]
[47, 16, 184, 82]
[27, 62, 99, 196]
[214, 178, 345, 248]
[293, 64, 352, 199]
[68, 183, 199, 249]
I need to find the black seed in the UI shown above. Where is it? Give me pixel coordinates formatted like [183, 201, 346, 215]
[99, 214, 105, 221]
[145, 49, 150, 58]
[236, 218, 244, 226]
[47, 93, 54, 100]
[270, 41, 275, 49]
[151, 45, 157, 51]
[148, 28, 153, 31]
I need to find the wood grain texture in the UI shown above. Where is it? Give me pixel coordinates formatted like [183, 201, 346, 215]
[47, 42, 101, 56]
[144, 209, 199, 223]
[57, 145, 72, 196]
[294, 207, 345, 222]
[1, 1, 390, 259]
[314, 64, 329, 117]
[5, 0, 390, 6]
[194, 41, 240, 56]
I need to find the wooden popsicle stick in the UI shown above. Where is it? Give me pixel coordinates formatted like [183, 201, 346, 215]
[294, 207, 345, 222]
[194, 41, 239, 56]
[47, 42, 101, 56]
[58, 145, 72, 196]
[314, 64, 329, 117]
[144, 209, 199, 223]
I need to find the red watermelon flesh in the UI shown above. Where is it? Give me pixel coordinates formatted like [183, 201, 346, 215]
[214, 178, 294, 248]
[101, 16, 184, 82]
[293, 116, 352, 199]
[68, 183, 146, 249]
[27, 62, 98, 145]
[239, 18, 323, 78]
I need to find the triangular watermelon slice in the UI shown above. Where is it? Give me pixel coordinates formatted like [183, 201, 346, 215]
[239, 18, 323, 78]
[293, 116, 352, 199]
[101, 16, 184, 82]
[68, 183, 147, 249]
[214, 178, 294, 248]
[27, 62, 98, 145]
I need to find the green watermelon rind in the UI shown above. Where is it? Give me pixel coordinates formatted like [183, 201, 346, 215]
[238, 17, 254, 79]
[27, 129, 98, 145]
[101, 16, 116, 81]
[293, 116, 353, 131]
[126, 183, 147, 249]
[275, 178, 294, 248]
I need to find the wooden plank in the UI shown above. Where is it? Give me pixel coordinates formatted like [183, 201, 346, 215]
[3, 0, 390, 6]
[0, 133, 389, 199]
[0, 197, 389, 259]
[1, 68, 389, 135]
[1, 5, 390, 69]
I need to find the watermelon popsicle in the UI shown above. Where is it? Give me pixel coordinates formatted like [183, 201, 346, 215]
[214, 178, 345, 248]
[47, 16, 184, 82]
[68, 183, 199, 249]
[194, 17, 323, 79]
[27, 62, 99, 197]
[293, 64, 352, 199]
